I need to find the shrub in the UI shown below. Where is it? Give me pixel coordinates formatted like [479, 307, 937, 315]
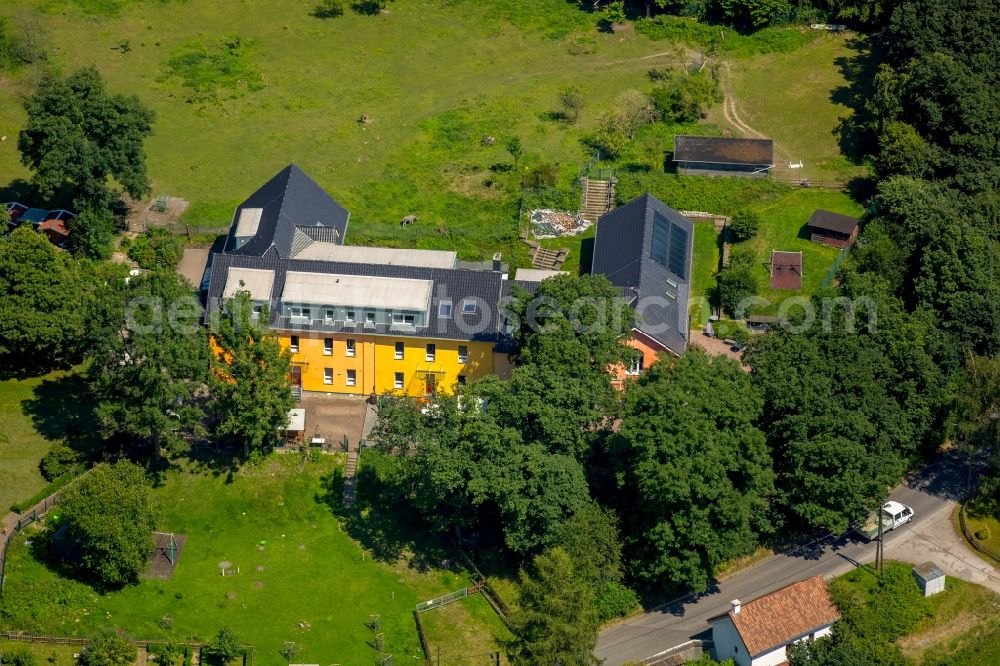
[83, 631, 137, 666]
[204, 628, 244, 665]
[650, 67, 722, 123]
[40, 442, 80, 481]
[592, 581, 640, 623]
[719, 246, 759, 317]
[126, 227, 183, 270]
[148, 642, 183, 665]
[312, 0, 344, 18]
[729, 209, 761, 242]
[0, 648, 39, 666]
[975, 526, 991, 542]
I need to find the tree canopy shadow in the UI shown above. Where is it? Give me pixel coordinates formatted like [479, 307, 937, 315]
[315, 460, 451, 572]
[830, 36, 883, 165]
[21, 372, 103, 460]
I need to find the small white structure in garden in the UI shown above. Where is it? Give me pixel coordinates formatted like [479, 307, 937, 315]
[912, 561, 946, 597]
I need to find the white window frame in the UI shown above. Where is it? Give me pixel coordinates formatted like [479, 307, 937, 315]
[392, 313, 415, 326]
[324, 308, 335, 323]
[323, 338, 333, 356]
[365, 311, 376, 325]
[345, 310, 355, 323]
[290, 306, 312, 320]
[251, 304, 263, 320]
[458, 345, 468, 363]
[438, 301, 453, 318]
[346, 369, 356, 387]
[323, 368, 333, 385]
[395, 341, 404, 360]
[346, 338, 356, 357]
[290, 335, 300, 353]
[462, 299, 477, 315]
[426, 343, 436, 362]
[394, 372, 404, 389]
[626, 354, 643, 376]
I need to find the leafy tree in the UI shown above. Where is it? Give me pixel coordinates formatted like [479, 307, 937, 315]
[728, 208, 760, 242]
[650, 68, 722, 123]
[59, 460, 157, 587]
[0, 226, 90, 377]
[18, 66, 154, 210]
[714, 0, 791, 29]
[68, 207, 118, 260]
[204, 628, 243, 665]
[210, 291, 293, 458]
[614, 90, 657, 139]
[610, 351, 774, 592]
[89, 270, 209, 458]
[83, 632, 137, 666]
[125, 227, 184, 270]
[506, 136, 523, 169]
[950, 354, 1000, 493]
[718, 245, 759, 317]
[40, 442, 79, 481]
[503, 548, 600, 666]
[312, 0, 345, 18]
[559, 86, 585, 123]
[590, 111, 630, 159]
[147, 641, 183, 665]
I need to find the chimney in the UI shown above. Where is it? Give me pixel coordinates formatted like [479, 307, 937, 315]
[492, 252, 503, 273]
[731, 599, 742, 615]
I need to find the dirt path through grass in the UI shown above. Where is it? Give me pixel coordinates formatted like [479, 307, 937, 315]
[718, 61, 792, 168]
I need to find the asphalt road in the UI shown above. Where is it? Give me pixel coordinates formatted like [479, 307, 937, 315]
[595, 450, 977, 665]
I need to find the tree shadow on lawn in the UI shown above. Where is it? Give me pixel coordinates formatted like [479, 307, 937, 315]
[830, 36, 883, 166]
[315, 466, 453, 573]
[21, 372, 104, 461]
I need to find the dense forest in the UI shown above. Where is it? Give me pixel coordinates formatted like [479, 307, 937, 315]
[365, 0, 1000, 657]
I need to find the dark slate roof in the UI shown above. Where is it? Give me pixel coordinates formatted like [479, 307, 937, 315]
[807, 209, 858, 235]
[673, 136, 774, 166]
[591, 194, 693, 355]
[223, 164, 350, 258]
[297, 224, 342, 243]
[206, 252, 505, 344]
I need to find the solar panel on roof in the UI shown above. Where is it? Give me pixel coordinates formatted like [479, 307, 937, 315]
[668, 223, 687, 279]
[651, 212, 669, 267]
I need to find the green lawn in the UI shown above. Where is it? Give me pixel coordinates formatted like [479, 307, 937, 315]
[0, 455, 502, 665]
[0, 0, 694, 264]
[690, 223, 721, 327]
[419, 594, 513, 665]
[742, 188, 864, 314]
[962, 498, 1000, 566]
[722, 32, 869, 184]
[0, 371, 76, 512]
[835, 562, 1000, 666]
[0, 640, 82, 666]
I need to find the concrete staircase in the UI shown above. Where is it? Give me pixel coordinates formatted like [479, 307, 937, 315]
[342, 450, 358, 506]
[580, 176, 617, 221]
[290, 385, 302, 402]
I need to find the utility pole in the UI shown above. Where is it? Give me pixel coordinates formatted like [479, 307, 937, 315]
[876, 500, 884, 577]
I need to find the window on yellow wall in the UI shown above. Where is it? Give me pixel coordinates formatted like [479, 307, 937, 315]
[394, 372, 404, 389]
[458, 345, 468, 363]
[323, 368, 333, 384]
[324, 338, 333, 355]
[395, 341, 404, 360]
[290, 335, 299, 353]
[458, 375, 466, 385]
[426, 343, 435, 361]
[346, 339, 356, 357]
[346, 369, 356, 387]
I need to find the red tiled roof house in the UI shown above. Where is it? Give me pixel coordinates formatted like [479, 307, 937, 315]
[707, 576, 840, 666]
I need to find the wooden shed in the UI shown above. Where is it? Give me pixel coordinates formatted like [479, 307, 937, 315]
[807, 210, 859, 249]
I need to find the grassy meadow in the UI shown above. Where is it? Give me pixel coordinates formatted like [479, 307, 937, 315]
[0, 454, 504, 664]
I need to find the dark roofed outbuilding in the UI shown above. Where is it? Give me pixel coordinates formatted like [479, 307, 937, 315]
[224, 164, 350, 258]
[673, 136, 774, 178]
[807, 209, 859, 249]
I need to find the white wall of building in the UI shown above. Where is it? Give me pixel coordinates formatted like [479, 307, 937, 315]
[710, 618, 751, 666]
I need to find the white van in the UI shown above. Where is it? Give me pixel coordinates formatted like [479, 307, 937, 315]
[858, 500, 915, 540]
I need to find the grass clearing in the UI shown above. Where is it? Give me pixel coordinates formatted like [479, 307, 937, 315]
[962, 498, 1000, 566]
[0, 370, 80, 512]
[419, 593, 513, 665]
[833, 562, 1000, 666]
[720, 33, 867, 183]
[0, 455, 503, 665]
[741, 188, 862, 313]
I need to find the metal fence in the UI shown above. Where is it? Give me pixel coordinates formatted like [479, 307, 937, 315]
[415, 583, 483, 614]
[0, 494, 62, 599]
[820, 246, 848, 289]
